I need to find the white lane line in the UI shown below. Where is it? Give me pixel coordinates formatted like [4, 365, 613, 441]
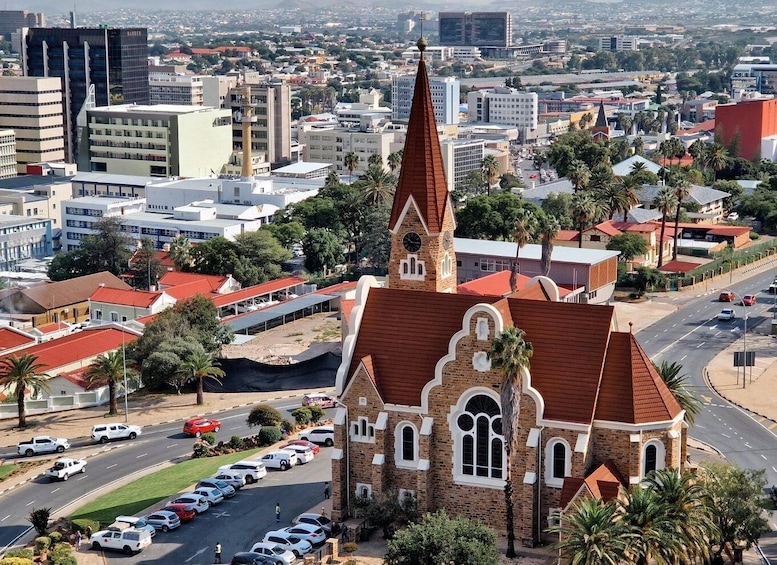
[672, 324, 677, 327]
[696, 342, 705, 348]
[185, 547, 208, 562]
[715, 331, 722, 336]
[721, 433, 731, 438]
[25, 500, 35, 506]
[680, 355, 687, 361]
[106, 464, 117, 469]
[663, 329, 669, 332]
[51, 488, 60, 494]
[762, 454, 768, 460]
[1, 515, 10, 522]
[77, 475, 88, 481]
[772, 466, 777, 472]
[166, 443, 178, 449]
[136, 453, 148, 459]
[230, 426, 241, 430]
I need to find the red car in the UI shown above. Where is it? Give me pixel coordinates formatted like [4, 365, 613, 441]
[742, 294, 757, 306]
[183, 417, 221, 437]
[284, 439, 320, 455]
[719, 291, 735, 302]
[162, 503, 196, 523]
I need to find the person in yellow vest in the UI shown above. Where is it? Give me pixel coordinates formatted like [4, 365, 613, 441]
[214, 542, 222, 564]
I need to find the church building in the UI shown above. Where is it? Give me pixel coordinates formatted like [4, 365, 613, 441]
[330, 39, 686, 546]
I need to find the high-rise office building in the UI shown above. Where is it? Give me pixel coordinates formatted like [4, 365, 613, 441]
[0, 77, 66, 172]
[438, 12, 512, 48]
[0, 130, 17, 179]
[392, 74, 460, 125]
[21, 27, 149, 163]
[0, 11, 45, 38]
[467, 88, 538, 131]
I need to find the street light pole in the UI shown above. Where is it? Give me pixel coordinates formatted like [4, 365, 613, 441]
[121, 324, 129, 422]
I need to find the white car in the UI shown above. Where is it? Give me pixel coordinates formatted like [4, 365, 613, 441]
[89, 528, 152, 555]
[718, 308, 736, 321]
[282, 523, 327, 546]
[191, 487, 224, 506]
[293, 512, 333, 535]
[17, 436, 69, 457]
[169, 494, 209, 514]
[218, 461, 267, 483]
[44, 458, 86, 481]
[261, 450, 298, 471]
[110, 515, 157, 538]
[298, 426, 334, 447]
[262, 531, 312, 557]
[211, 471, 246, 490]
[282, 445, 314, 464]
[197, 478, 236, 498]
[249, 542, 296, 565]
[91, 423, 142, 443]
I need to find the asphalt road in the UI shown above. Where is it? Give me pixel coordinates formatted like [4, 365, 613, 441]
[0, 396, 317, 553]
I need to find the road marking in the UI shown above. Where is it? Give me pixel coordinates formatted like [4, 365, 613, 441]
[654, 334, 659, 338]
[1, 515, 9, 522]
[51, 488, 60, 494]
[25, 500, 34, 506]
[701, 394, 712, 403]
[106, 464, 117, 469]
[769, 423, 777, 430]
[663, 329, 668, 332]
[759, 417, 766, 423]
[230, 426, 241, 430]
[166, 443, 178, 449]
[77, 475, 87, 481]
[721, 433, 731, 438]
[136, 453, 148, 459]
[680, 355, 687, 361]
[744, 442, 752, 448]
[212, 511, 231, 518]
[715, 331, 722, 336]
[672, 324, 677, 327]
[762, 454, 768, 460]
[185, 547, 208, 563]
[773, 466, 777, 473]
[696, 342, 705, 348]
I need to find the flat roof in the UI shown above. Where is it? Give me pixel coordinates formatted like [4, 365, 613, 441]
[225, 294, 336, 332]
[64, 195, 144, 206]
[123, 211, 251, 229]
[454, 238, 620, 263]
[273, 162, 331, 174]
[72, 172, 156, 186]
[89, 103, 222, 115]
[0, 176, 71, 189]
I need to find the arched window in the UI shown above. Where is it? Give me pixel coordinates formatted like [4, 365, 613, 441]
[395, 422, 418, 468]
[645, 444, 657, 474]
[453, 393, 504, 485]
[544, 437, 571, 488]
[642, 440, 666, 479]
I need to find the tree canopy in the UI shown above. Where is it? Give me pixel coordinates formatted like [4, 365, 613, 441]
[48, 217, 132, 282]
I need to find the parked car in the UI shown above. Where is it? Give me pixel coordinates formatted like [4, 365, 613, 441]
[169, 494, 209, 514]
[281, 445, 314, 464]
[109, 515, 156, 538]
[302, 393, 336, 409]
[230, 552, 276, 565]
[218, 461, 267, 483]
[718, 308, 736, 321]
[44, 458, 86, 481]
[143, 511, 181, 532]
[183, 417, 222, 437]
[261, 451, 297, 471]
[282, 524, 326, 546]
[262, 531, 312, 557]
[197, 478, 236, 498]
[719, 291, 735, 302]
[770, 280, 777, 294]
[191, 487, 224, 506]
[89, 528, 152, 555]
[727, 212, 740, 221]
[742, 294, 757, 306]
[161, 503, 196, 523]
[293, 513, 333, 535]
[248, 542, 296, 565]
[284, 439, 320, 455]
[17, 436, 69, 457]
[91, 423, 142, 443]
[298, 426, 334, 447]
[211, 471, 246, 490]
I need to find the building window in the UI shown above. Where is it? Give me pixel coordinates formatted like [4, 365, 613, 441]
[356, 483, 372, 500]
[544, 437, 571, 488]
[395, 422, 418, 468]
[110, 312, 119, 322]
[642, 440, 666, 479]
[351, 416, 375, 443]
[453, 391, 504, 487]
[399, 254, 426, 281]
[440, 252, 453, 278]
[93, 309, 102, 321]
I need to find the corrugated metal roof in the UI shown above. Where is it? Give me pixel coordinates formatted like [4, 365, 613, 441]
[225, 294, 336, 332]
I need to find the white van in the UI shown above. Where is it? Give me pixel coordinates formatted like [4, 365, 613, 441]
[217, 460, 267, 484]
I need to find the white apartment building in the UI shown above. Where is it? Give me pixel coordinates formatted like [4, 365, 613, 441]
[149, 72, 204, 105]
[201, 76, 237, 109]
[0, 76, 66, 173]
[440, 138, 485, 193]
[0, 130, 16, 179]
[599, 35, 639, 51]
[392, 74, 460, 125]
[82, 104, 233, 178]
[299, 123, 396, 177]
[0, 215, 53, 270]
[467, 88, 539, 134]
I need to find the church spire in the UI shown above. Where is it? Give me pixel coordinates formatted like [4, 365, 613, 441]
[388, 37, 450, 234]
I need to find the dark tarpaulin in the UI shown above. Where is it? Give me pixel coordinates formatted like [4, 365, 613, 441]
[204, 352, 341, 393]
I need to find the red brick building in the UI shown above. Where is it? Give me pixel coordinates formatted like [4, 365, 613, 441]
[331, 40, 687, 546]
[715, 98, 777, 161]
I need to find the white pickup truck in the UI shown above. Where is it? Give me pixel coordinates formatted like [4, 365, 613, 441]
[17, 436, 70, 457]
[90, 528, 152, 555]
[44, 458, 87, 481]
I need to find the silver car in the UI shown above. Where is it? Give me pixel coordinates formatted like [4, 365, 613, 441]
[143, 510, 181, 532]
[197, 478, 236, 498]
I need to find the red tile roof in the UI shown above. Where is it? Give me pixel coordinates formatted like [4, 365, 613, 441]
[211, 276, 306, 307]
[0, 328, 137, 372]
[658, 260, 701, 274]
[556, 230, 579, 241]
[32, 323, 68, 334]
[389, 46, 451, 234]
[316, 281, 358, 295]
[163, 279, 215, 301]
[57, 368, 100, 391]
[90, 286, 163, 308]
[159, 271, 229, 291]
[457, 271, 571, 299]
[560, 461, 626, 507]
[0, 327, 34, 351]
[595, 221, 623, 236]
[596, 332, 683, 424]
[706, 226, 751, 236]
[679, 119, 715, 135]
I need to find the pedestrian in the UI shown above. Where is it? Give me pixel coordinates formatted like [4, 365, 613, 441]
[275, 502, 281, 523]
[74, 530, 82, 548]
[323, 482, 330, 499]
[86, 525, 93, 538]
[214, 542, 222, 564]
[321, 507, 328, 519]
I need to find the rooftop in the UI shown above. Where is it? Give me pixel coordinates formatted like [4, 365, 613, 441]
[454, 238, 620, 263]
[89, 103, 223, 115]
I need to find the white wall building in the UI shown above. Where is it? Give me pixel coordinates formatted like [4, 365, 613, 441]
[0, 129, 16, 179]
[149, 72, 204, 106]
[599, 36, 639, 51]
[392, 74, 460, 125]
[440, 138, 485, 193]
[467, 88, 538, 134]
[298, 123, 396, 177]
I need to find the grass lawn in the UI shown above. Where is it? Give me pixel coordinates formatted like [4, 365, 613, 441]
[0, 463, 19, 480]
[70, 448, 261, 527]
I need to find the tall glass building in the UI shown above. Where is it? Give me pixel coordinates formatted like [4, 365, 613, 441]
[22, 27, 149, 163]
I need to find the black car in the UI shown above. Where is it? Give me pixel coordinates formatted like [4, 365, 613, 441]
[230, 552, 276, 565]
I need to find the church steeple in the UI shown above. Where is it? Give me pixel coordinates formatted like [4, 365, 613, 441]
[591, 101, 611, 141]
[387, 37, 457, 293]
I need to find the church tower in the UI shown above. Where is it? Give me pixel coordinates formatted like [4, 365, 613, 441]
[591, 101, 611, 142]
[387, 38, 457, 293]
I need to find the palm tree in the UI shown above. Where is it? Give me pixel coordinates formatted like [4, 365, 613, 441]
[357, 164, 397, 206]
[85, 349, 134, 416]
[616, 175, 642, 221]
[0, 353, 50, 429]
[387, 151, 403, 173]
[182, 349, 225, 406]
[324, 169, 341, 187]
[540, 215, 560, 276]
[688, 139, 708, 172]
[512, 207, 538, 285]
[633, 136, 645, 156]
[552, 497, 630, 565]
[706, 143, 729, 181]
[670, 173, 692, 261]
[658, 139, 673, 168]
[571, 191, 600, 249]
[488, 326, 533, 559]
[343, 151, 360, 183]
[367, 153, 383, 168]
[618, 486, 681, 565]
[567, 160, 591, 192]
[482, 155, 500, 196]
[653, 186, 677, 268]
[652, 360, 701, 425]
[169, 235, 193, 271]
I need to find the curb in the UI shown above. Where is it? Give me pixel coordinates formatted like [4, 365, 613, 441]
[702, 365, 777, 438]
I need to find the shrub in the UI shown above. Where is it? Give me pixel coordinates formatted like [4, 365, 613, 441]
[201, 432, 217, 445]
[342, 542, 358, 554]
[70, 518, 99, 535]
[280, 419, 295, 435]
[229, 435, 244, 449]
[28, 508, 51, 537]
[4, 549, 33, 560]
[247, 404, 282, 428]
[258, 426, 282, 445]
[49, 544, 74, 565]
[308, 405, 326, 423]
[291, 407, 312, 426]
[192, 441, 210, 458]
[34, 536, 50, 553]
[48, 531, 63, 544]
[0, 557, 35, 565]
[750, 231, 760, 240]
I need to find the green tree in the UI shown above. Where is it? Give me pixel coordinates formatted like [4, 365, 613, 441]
[263, 221, 305, 250]
[571, 191, 600, 249]
[0, 354, 50, 429]
[567, 160, 591, 192]
[303, 228, 343, 274]
[169, 235, 193, 271]
[607, 232, 649, 263]
[360, 201, 392, 271]
[385, 510, 499, 565]
[357, 164, 396, 206]
[617, 486, 681, 565]
[128, 237, 163, 290]
[669, 173, 692, 261]
[540, 215, 560, 276]
[542, 192, 575, 229]
[653, 186, 677, 268]
[47, 216, 132, 281]
[552, 498, 630, 565]
[634, 266, 665, 296]
[706, 143, 729, 181]
[181, 348, 225, 406]
[513, 207, 540, 280]
[488, 326, 533, 558]
[387, 151, 403, 173]
[344, 151, 360, 183]
[481, 154, 500, 196]
[367, 153, 383, 167]
[85, 349, 134, 416]
[652, 360, 701, 425]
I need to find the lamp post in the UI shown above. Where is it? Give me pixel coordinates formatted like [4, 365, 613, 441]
[121, 323, 129, 422]
[334, 400, 350, 519]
